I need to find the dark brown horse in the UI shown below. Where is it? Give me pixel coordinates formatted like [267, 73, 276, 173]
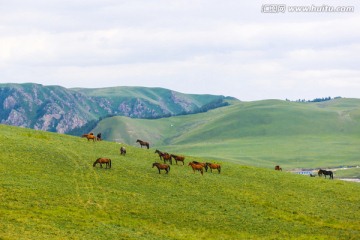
[188, 162, 204, 175]
[97, 133, 102, 141]
[154, 150, 172, 164]
[318, 169, 333, 179]
[82, 133, 96, 142]
[170, 154, 185, 165]
[155, 149, 165, 160]
[136, 139, 149, 149]
[206, 162, 221, 173]
[275, 165, 282, 171]
[120, 146, 126, 156]
[152, 162, 170, 174]
[93, 158, 111, 168]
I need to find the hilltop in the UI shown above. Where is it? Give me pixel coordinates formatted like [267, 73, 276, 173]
[0, 124, 359, 239]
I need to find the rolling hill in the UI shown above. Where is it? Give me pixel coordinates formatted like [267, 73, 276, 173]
[0, 124, 359, 239]
[91, 98, 360, 169]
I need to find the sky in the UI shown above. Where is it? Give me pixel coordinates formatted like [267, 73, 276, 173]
[0, 0, 359, 101]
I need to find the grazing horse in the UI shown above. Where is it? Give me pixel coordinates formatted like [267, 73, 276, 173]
[97, 133, 102, 141]
[152, 162, 170, 174]
[275, 165, 282, 171]
[93, 158, 111, 168]
[318, 169, 333, 179]
[188, 162, 204, 175]
[206, 162, 221, 173]
[170, 154, 185, 165]
[136, 139, 150, 149]
[192, 161, 208, 172]
[120, 146, 126, 156]
[155, 149, 165, 161]
[82, 133, 96, 142]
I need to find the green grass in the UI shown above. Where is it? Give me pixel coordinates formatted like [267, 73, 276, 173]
[1, 124, 360, 239]
[92, 98, 360, 169]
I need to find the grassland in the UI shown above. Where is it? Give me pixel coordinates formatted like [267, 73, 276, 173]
[93, 98, 360, 169]
[1, 124, 359, 239]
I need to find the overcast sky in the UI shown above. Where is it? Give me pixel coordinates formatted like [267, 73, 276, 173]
[0, 0, 359, 101]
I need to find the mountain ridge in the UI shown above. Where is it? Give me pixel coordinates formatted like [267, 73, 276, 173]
[0, 83, 235, 133]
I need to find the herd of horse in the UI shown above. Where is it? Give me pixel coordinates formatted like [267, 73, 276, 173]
[84, 134, 334, 179]
[86, 135, 222, 175]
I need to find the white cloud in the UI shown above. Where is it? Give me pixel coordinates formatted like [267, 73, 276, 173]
[0, 0, 359, 100]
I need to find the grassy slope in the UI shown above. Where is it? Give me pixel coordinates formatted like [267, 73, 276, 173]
[92, 98, 360, 169]
[1, 124, 359, 239]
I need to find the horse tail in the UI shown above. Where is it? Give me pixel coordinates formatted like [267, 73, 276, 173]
[147, 143, 149, 149]
[109, 159, 112, 168]
[218, 165, 221, 174]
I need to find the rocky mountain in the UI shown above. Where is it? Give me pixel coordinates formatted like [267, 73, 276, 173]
[0, 83, 236, 134]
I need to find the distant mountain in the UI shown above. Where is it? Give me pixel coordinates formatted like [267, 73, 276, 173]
[0, 83, 236, 133]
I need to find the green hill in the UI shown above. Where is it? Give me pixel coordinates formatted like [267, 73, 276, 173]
[92, 98, 360, 169]
[1, 124, 359, 239]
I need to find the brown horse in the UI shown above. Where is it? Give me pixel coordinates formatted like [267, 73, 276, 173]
[192, 161, 208, 172]
[206, 162, 221, 173]
[154, 149, 165, 160]
[82, 133, 96, 142]
[136, 139, 149, 149]
[93, 158, 111, 168]
[154, 150, 172, 164]
[170, 154, 185, 165]
[275, 165, 282, 171]
[188, 162, 204, 175]
[162, 153, 172, 165]
[120, 146, 126, 156]
[152, 162, 170, 174]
